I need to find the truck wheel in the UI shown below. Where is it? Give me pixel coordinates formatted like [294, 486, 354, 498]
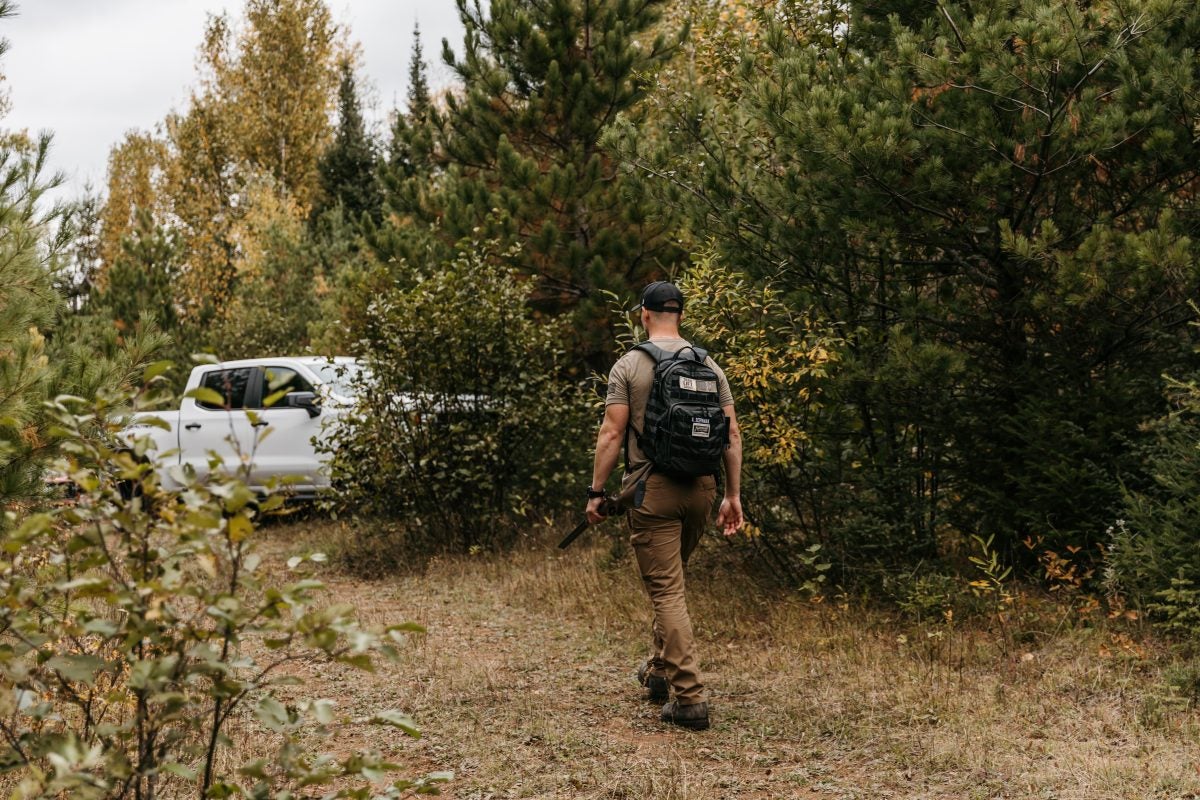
[114, 450, 147, 501]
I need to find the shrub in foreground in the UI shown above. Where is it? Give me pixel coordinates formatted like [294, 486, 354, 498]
[0, 376, 446, 798]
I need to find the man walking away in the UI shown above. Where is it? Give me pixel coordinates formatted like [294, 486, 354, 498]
[585, 281, 744, 731]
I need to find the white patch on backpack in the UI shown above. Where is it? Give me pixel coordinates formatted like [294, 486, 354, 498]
[679, 376, 718, 394]
[691, 419, 711, 438]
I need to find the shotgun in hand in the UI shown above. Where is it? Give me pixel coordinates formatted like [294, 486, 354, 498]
[558, 478, 647, 550]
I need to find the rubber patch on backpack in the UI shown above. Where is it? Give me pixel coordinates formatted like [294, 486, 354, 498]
[692, 419, 711, 438]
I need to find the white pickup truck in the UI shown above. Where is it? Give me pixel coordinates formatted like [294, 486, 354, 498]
[125, 356, 362, 496]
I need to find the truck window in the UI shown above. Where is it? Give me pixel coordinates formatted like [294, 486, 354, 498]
[260, 367, 315, 407]
[198, 368, 254, 410]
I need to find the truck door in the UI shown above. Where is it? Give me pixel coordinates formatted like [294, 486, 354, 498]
[251, 365, 328, 490]
[176, 366, 261, 483]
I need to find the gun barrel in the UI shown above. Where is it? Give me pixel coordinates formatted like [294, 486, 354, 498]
[557, 518, 590, 549]
[558, 495, 624, 549]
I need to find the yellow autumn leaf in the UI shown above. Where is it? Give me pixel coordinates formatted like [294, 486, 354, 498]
[228, 514, 254, 543]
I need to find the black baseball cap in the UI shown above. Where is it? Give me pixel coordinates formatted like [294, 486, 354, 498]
[631, 281, 684, 314]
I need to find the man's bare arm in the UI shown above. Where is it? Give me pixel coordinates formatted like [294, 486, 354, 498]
[717, 404, 744, 535]
[587, 403, 629, 523]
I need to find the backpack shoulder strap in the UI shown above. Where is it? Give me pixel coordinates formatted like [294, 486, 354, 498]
[625, 341, 675, 471]
[634, 341, 709, 364]
[632, 341, 671, 363]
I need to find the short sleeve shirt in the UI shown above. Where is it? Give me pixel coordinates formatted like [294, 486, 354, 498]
[606, 337, 734, 474]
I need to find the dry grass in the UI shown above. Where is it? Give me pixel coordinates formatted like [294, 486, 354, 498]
[231, 518, 1200, 800]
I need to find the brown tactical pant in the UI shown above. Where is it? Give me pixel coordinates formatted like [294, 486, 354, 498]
[628, 472, 717, 706]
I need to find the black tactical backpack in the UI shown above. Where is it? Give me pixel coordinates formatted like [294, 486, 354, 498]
[631, 342, 730, 478]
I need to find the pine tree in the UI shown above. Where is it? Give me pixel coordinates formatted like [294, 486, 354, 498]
[316, 60, 381, 224]
[384, 24, 437, 186]
[0, 132, 64, 502]
[57, 189, 102, 312]
[376, 0, 687, 362]
[0, 7, 168, 499]
[91, 211, 182, 337]
[406, 21, 430, 117]
[368, 22, 446, 293]
[613, 0, 1200, 568]
[1109, 376, 1200, 605]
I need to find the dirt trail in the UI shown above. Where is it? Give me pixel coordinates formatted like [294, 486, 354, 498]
[258, 531, 826, 799]
[251, 524, 1200, 800]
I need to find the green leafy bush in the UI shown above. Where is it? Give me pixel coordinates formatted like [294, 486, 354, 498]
[0, 375, 446, 797]
[328, 240, 592, 559]
[675, 251, 846, 584]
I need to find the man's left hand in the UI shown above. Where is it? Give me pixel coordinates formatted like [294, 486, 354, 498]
[717, 495, 744, 536]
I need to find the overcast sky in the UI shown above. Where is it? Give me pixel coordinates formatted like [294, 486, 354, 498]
[2, 0, 465, 199]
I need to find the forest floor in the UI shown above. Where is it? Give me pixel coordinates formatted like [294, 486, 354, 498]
[234, 519, 1200, 800]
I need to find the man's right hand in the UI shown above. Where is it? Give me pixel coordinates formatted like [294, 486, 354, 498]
[586, 496, 606, 524]
[716, 495, 743, 536]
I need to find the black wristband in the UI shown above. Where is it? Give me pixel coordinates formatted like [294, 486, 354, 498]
[586, 486, 606, 499]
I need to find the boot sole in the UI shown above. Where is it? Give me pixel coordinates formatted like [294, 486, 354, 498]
[663, 715, 709, 731]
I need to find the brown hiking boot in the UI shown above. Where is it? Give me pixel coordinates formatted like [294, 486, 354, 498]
[637, 661, 669, 703]
[660, 700, 709, 731]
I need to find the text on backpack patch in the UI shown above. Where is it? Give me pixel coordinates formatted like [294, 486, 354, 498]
[679, 376, 718, 394]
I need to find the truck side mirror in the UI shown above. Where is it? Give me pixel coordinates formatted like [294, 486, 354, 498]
[285, 392, 322, 418]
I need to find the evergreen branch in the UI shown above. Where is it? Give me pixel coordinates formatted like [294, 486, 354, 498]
[936, 2, 967, 51]
[841, 148, 964, 229]
[1063, 14, 1153, 103]
[945, 82, 1051, 121]
[907, 110, 1040, 177]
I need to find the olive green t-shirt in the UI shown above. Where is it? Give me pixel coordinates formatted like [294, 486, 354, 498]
[605, 337, 734, 474]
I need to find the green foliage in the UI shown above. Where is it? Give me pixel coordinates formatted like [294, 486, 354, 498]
[372, 0, 688, 363]
[1108, 375, 1200, 609]
[891, 571, 961, 623]
[0, 376, 446, 797]
[91, 211, 182, 335]
[1160, 659, 1200, 708]
[384, 21, 435, 183]
[673, 251, 849, 579]
[0, 134, 66, 503]
[208, 190, 325, 361]
[0, 12, 176, 502]
[610, 0, 1200, 573]
[315, 60, 382, 225]
[0, 132, 162, 506]
[968, 533, 1016, 638]
[305, 208, 380, 355]
[314, 26, 440, 358]
[1147, 579, 1200, 641]
[328, 239, 592, 556]
[57, 0, 1200, 592]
